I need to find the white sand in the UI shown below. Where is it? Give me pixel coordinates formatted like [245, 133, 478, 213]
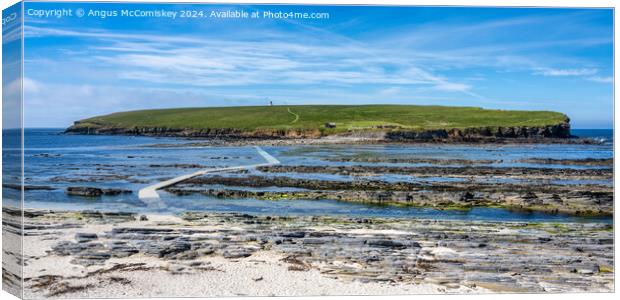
[20, 214, 486, 298]
[30, 252, 481, 298]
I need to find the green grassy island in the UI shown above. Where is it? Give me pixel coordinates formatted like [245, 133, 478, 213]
[65, 105, 571, 141]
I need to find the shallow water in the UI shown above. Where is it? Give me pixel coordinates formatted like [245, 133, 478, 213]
[6, 128, 613, 223]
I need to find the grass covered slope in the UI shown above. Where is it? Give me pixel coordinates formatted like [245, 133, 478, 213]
[66, 105, 570, 140]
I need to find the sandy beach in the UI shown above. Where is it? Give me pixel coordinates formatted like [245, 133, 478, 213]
[15, 210, 482, 298]
[2, 207, 613, 298]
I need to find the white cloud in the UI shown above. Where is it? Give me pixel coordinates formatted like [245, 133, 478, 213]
[534, 67, 599, 76]
[432, 82, 472, 92]
[3, 26, 22, 44]
[532, 67, 612, 84]
[23, 77, 41, 93]
[24, 25, 473, 94]
[3, 78, 21, 97]
[2, 79, 22, 129]
[587, 76, 613, 83]
[378, 87, 402, 96]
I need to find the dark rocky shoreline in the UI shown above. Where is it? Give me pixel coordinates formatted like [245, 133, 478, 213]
[136, 137, 604, 148]
[64, 122, 577, 144]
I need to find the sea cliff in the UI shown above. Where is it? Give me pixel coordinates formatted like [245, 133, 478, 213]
[65, 122, 571, 142]
[64, 105, 572, 142]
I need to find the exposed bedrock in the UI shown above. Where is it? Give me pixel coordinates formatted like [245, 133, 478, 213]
[384, 123, 571, 141]
[323, 157, 612, 167]
[66, 187, 132, 197]
[65, 125, 323, 139]
[178, 175, 610, 194]
[65, 122, 571, 141]
[257, 165, 612, 180]
[517, 158, 613, 166]
[167, 175, 612, 216]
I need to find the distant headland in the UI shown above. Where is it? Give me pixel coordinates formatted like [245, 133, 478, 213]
[65, 104, 571, 143]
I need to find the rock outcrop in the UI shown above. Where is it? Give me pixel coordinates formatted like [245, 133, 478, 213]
[66, 187, 132, 197]
[65, 123, 323, 139]
[384, 122, 571, 141]
[65, 120, 571, 142]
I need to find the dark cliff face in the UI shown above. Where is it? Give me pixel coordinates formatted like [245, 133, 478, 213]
[385, 122, 571, 142]
[64, 124, 323, 139]
[65, 121, 571, 142]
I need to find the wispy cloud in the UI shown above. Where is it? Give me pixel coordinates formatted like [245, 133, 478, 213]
[2, 26, 22, 44]
[25, 25, 475, 93]
[587, 76, 613, 83]
[534, 67, 599, 76]
[531, 67, 612, 84]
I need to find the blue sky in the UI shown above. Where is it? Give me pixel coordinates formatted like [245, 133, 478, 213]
[2, 2, 22, 129]
[21, 2, 613, 128]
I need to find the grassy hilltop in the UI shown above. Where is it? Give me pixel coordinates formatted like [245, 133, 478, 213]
[68, 104, 568, 134]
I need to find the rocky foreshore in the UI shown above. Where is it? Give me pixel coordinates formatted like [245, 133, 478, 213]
[2, 207, 613, 297]
[32, 155, 613, 216]
[165, 165, 613, 216]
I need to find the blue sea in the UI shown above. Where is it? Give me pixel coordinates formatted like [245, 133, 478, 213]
[2, 128, 613, 223]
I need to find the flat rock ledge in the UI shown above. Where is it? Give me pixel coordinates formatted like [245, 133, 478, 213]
[168, 173, 613, 216]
